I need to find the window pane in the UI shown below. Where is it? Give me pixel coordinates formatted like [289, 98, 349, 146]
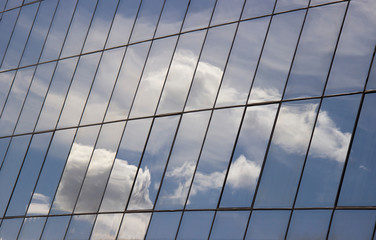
[182, 0, 216, 32]
[275, 0, 308, 12]
[325, 0, 376, 94]
[35, 57, 79, 132]
[254, 100, 319, 208]
[100, 119, 152, 212]
[27, 129, 76, 216]
[339, 93, 376, 206]
[220, 104, 278, 208]
[0, 9, 20, 65]
[367, 51, 376, 90]
[41, 216, 70, 240]
[241, 0, 275, 19]
[157, 30, 206, 114]
[328, 210, 376, 240]
[248, 10, 305, 104]
[104, 42, 150, 122]
[146, 212, 181, 240]
[210, 0, 244, 26]
[210, 211, 249, 240]
[118, 213, 151, 240]
[65, 215, 96, 240]
[186, 108, 243, 209]
[155, 111, 211, 210]
[0, 218, 23, 240]
[296, 94, 361, 207]
[0, 137, 10, 167]
[245, 210, 290, 240]
[177, 211, 214, 240]
[51, 125, 100, 214]
[284, 3, 347, 99]
[6, 133, 52, 217]
[129, 36, 178, 118]
[91, 213, 122, 240]
[80, 48, 125, 125]
[155, 0, 189, 38]
[216, 17, 270, 107]
[185, 24, 237, 111]
[74, 122, 125, 213]
[0, 71, 16, 114]
[127, 115, 180, 210]
[18, 217, 46, 240]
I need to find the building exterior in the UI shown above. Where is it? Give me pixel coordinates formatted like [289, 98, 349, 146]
[0, 0, 375, 239]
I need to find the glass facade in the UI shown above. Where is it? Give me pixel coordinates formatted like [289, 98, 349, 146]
[0, 0, 375, 239]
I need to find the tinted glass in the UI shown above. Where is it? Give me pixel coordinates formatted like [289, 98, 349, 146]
[146, 212, 181, 240]
[210, 211, 250, 240]
[177, 211, 214, 240]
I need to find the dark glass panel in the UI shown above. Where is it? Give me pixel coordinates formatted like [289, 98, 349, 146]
[286, 210, 331, 240]
[157, 30, 206, 115]
[146, 212, 181, 240]
[245, 210, 290, 240]
[129, 0, 164, 43]
[104, 42, 150, 122]
[14, 62, 56, 134]
[0, 66, 35, 137]
[51, 125, 100, 214]
[186, 108, 243, 209]
[20, 0, 59, 67]
[155, 0, 189, 37]
[248, 10, 305, 104]
[210, 211, 250, 240]
[284, 3, 346, 99]
[39, 0, 77, 62]
[65, 215, 96, 240]
[118, 213, 151, 240]
[325, 0, 376, 94]
[74, 122, 125, 213]
[18, 217, 46, 240]
[177, 211, 214, 240]
[328, 210, 376, 240]
[241, 0, 275, 19]
[57, 52, 101, 128]
[60, 0, 98, 58]
[0, 218, 23, 240]
[210, 0, 244, 26]
[127, 115, 180, 210]
[0, 3, 38, 70]
[220, 104, 278, 208]
[35, 57, 79, 132]
[0, 9, 20, 65]
[91, 213, 122, 240]
[182, 0, 216, 32]
[339, 93, 376, 206]
[40, 216, 70, 240]
[130, 36, 178, 118]
[6, 132, 52, 217]
[82, 0, 119, 53]
[254, 100, 319, 208]
[79, 48, 125, 125]
[155, 111, 211, 210]
[106, 0, 141, 48]
[100, 119, 152, 212]
[296, 94, 361, 207]
[185, 24, 237, 111]
[0, 135, 31, 217]
[27, 129, 76, 216]
[275, 0, 308, 12]
[216, 17, 270, 107]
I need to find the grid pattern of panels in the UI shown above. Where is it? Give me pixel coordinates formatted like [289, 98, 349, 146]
[0, 0, 375, 239]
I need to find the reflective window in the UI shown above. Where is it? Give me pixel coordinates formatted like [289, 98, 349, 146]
[155, 0, 189, 37]
[254, 100, 319, 208]
[0, 218, 23, 240]
[182, 0, 216, 32]
[0, 71, 16, 114]
[367, 52, 376, 90]
[0, 137, 10, 167]
[211, 0, 244, 26]
[99, 119, 152, 212]
[41, 216, 70, 240]
[325, 0, 376, 94]
[127, 115, 180, 210]
[65, 215, 96, 240]
[246, 210, 290, 240]
[118, 213, 151, 240]
[18, 217, 46, 240]
[328, 210, 376, 240]
[296, 94, 361, 208]
[339, 93, 376, 206]
[91, 213, 122, 240]
[241, 0, 275, 19]
[186, 108, 243, 209]
[0, 9, 20, 66]
[284, 3, 347, 99]
[177, 211, 214, 240]
[275, 0, 309, 12]
[185, 24, 237, 111]
[146, 212, 181, 240]
[210, 211, 250, 240]
[286, 210, 331, 240]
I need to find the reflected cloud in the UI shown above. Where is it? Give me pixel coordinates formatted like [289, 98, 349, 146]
[28, 193, 50, 215]
[227, 155, 260, 189]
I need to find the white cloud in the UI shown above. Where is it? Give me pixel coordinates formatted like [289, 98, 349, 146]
[227, 155, 261, 189]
